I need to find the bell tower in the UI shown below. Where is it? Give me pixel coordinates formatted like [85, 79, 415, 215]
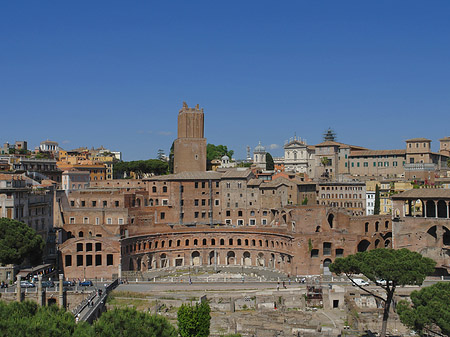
[173, 102, 207, 173]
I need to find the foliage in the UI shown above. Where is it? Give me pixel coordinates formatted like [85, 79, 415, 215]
[157, 149, 165, 161]
[168, 142, 174, 174]
[113, 159, 168, 178]
[447, 158, 450, 168]
[374, 184, 380, 215]
[397, 282, 450, 336]
[0, 302, 176, 337]
[320, 156, 330, 166]
[301, 197, 308, 205]
[207, 144, 233, 161]
[0, 300, 91, 337]
[177, 301, 211, 337]
[0, 218, 45, 266]
[330, 248, 435, 337]
[265, 153, 274, 170]
[94, 307, 177, 337]
[237, 162, 252, 168]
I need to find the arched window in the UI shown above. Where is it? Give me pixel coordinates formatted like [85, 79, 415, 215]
[79, 231, 84, 237]
[245, 239, 249, 246]
[211, 238, 216, 245]
[185, 239, 190, 246]
[229, 238, 233, 245]
[220, 238, 225, 246]
[252, 239, 256, 246]
[237, 239, 242, 246]
[163, 186, 167, 193]
[152, 186, 157, 193]
[194, 239, 198, 246]
[202, 238, 207, 245]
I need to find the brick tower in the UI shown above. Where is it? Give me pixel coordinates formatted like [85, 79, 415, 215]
[173, 102, 207, 173]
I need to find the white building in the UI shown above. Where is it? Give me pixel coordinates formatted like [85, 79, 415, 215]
[366, 190, 375, 215]
[283, 136, 315, 175]
[253, 142, 266, 169]
[40, 140, 59, 152]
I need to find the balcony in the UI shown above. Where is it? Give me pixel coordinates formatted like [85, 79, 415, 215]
[404, 163, 436, 171]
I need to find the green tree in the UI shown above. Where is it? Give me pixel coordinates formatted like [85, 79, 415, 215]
[0, 218, 45, 266]
[265, 153, 274, 170]
[94, 307, 177, 337]
[0, 300, 92, 337]
[329, 248, 435, 337]
[168, 142, 174, 174]
[113, 159, 168, 178]
[206, 144, 234, 161]
[320, 156, 330, 166]
[397, 282, 450, 336]
[177, 301, 211, 337]
[374, 184, 380, 215]
[301, 197, 308, 205]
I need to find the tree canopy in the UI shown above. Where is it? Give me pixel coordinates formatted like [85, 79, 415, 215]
[265, 153, 274, 170]
[397, 282, 450, 336]
[0, 301, 177, 337]
[94, 307, 177, 337]
[330, 248, 436, 337]
[0, 218, 45, 266]
[177, 301, 211, 337]
[206, 144, 233, 161]
[113, 159, 168, 178]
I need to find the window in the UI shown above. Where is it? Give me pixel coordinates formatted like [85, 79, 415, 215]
[263, 211, 268, 216]
[95, 243, 102, 251]
[250, 219, 256, 226]
[86, 243, 92, 251]
[69, 217, 75, 224]
[83, 217, 89, 224]
[226, 182, 230, 188]
[107, 218, 112, 224]
[70, 200, 75, 207]
[195, 182, 198, 188]
[201, 212, 206, 218]
[238, 219, 244, 226]
[163, 186, 167, 193]
[215, 199, 219, 206]
[107, 254, 113, 266]
[194, 212, 199, 218]
[95, 217, 100, 225]
[202, 199, 206, 206]
[118, 218, 123, 224]
[103, 201, 107, 207]
[86, 255, 93, 266]
[250, 210, 255, 216]
[77, 255, 83, 266]
[160, 212, 165, 220]
[323, 242, 332, 256]
[95, 255, 102, 266]
[77, 243, 83, 252]
[162, 199, 168, 206]
[65, 255, 72, 267]
[92, 201, 96, 207]
[310, 249, 319, 258]
[238, 182, 242, 188]
[115, 201, 119, 207]
[262, 219, 267, 225]
[81, 200, 85, 207]
[226, 210, 230, 216]
[238, 211, 243, 217]
[152, 186, 157, 192]
[364, 162, 368, 167]
[202, 182, 206, 188]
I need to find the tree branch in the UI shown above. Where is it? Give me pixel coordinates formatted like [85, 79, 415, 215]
[345, 273, 386, 302]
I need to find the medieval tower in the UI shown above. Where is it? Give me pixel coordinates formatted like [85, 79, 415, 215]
[173, 102, 207, 173]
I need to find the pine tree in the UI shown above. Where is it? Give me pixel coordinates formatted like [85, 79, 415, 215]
[374, 184, 380, 215]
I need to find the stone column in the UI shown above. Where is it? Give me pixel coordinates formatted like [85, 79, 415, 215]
[38, 275, 44, 306]
[435, 200, 438, 219]
[423, 200, 427, 218]
[16, 275, 21, 302]
[58, 274, 64, 309]
[446, 201, 449, 219]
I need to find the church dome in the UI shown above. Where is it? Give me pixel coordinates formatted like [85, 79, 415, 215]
[254, 141, 266, 153]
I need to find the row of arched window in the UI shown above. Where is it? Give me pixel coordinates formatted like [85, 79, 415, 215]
[123, 236, 291, 255]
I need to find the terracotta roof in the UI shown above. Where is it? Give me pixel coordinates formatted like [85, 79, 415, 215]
[315, 141, 368, 151]
[261, 177, 291, 188]
[146, 171, 223, 181]
[439, 136, 450, 141]
[349, 149, 406, 157]
[247, 178, 262, 186]
[405, 138, 431, 142]
[221, 169, 253, 179]
[392, 189, 450, 199]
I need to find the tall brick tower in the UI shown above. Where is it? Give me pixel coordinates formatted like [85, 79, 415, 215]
[173, 102, 207, 173]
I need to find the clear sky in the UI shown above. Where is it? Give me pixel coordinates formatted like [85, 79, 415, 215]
[1, 1, 449, 161]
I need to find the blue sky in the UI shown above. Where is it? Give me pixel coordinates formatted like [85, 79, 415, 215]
[1, 1, 449, 160]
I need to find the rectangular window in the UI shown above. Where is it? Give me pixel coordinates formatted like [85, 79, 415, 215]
[83, 217, 89, 224]
[65, 255, 72, 267]
[195, 199, 199, 206]
[77, 255, 83, 266]
[226, 210, 231, 216]
[86, 243, 92, 251]
[115, 201, 119, 207]
[364, 162, 368, 167]
[351, 162, 354, 167]
[81, 201, 85, 207]
[194, 212, 199, 218]
[237, 219, 244, 226]
[202, 182, 206, 188]
[373, 162, 376, 167]
[357, 162, 360, 167]
[92, 201, 96, 207]
[393, 161, 397, 167]
[160, 212, 165, 220]
[201, 212, 206, 218]
[162, 199, 168, 206]
[70, 200, 75, 207]
[107, 218, 112, 224]
[86, 255, 93, 266]
[215, 199, 219, 206]
[345, 162, 348, 167]
[202, 199, 206, 206]
[107, 254, 113, 266]
[249, 219, 256, 226]
[95, 255, 102, 266]
[95, 217, 100, 225]
[262, 218, 267, 225]
[95, 243, 102, 251]
[69, 217, 75, 224]
[225, 219, 231, 225]
[118, 218, 123, 224]
[103, 201, 107, 207]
